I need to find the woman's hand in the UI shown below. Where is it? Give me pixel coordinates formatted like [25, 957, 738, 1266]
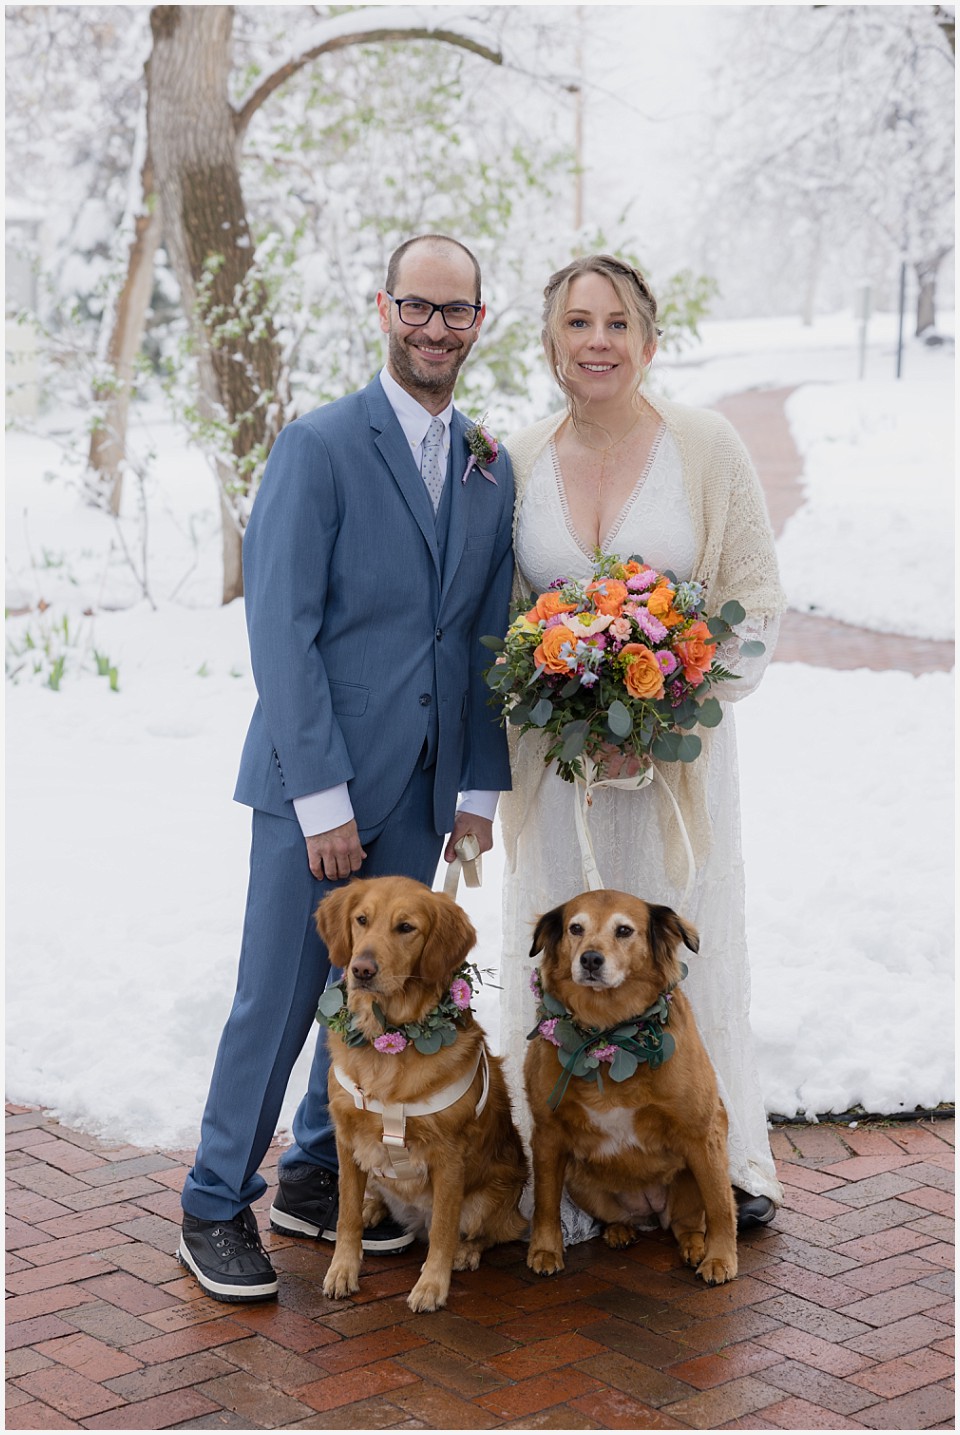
[595, 742, 643, 780]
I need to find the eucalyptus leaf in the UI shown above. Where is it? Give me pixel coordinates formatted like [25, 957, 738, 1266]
[652, 730, 681, 761]
[479, 634, 505, 651]
[530, 697, 554, 727]
[612, 1023, 639, 1038]
[609, 1048, 639, 1082]
[414, 1030, 443, 1055]
[440, 1025, 459, 1046]
[606, 699, 633, 738]
[706, 616, 730, 639]
[541, 990, 568, 1017]
[720, 599, 746, 626]
[697, 697, 723, 727]
[317, 988, 344, 1017]
[739, 639, 766, 657]
[372, 1003, 387, 1028]
[554, 1019, 582, 1052]
[508, 704, 531, 726]
[560, 676, 582, 698]
[676, 733, 703, 762]
[561, 723, 589, 762]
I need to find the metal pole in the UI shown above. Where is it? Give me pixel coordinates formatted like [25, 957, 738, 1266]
[895, 259, 907, 378]
[573, 6, 584, 236]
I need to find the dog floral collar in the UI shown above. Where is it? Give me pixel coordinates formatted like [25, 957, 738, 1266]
[316, 962, 480, 1055]
[527, 964, 687, 1110]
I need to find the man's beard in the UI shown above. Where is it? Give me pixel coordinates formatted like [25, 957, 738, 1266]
[388, 328, 473, 397]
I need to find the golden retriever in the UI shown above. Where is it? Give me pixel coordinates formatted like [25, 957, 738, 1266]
[316, 876, 528, 1313]
[524, 889, 737, 1286]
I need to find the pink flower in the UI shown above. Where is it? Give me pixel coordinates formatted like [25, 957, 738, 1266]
[449, 977, 472, 1010]
[609, 617, 632, 641]
[657, 649, 679, 676]
[539, 1018, 561, 1046]
[591, 1044, 618, 1063]
[373, 1031, 408, 1054]
[626, 568, 657, 592]
[529, 970, 543, 996]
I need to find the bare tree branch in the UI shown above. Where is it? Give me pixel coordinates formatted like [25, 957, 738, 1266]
[235, 25, 502, 136]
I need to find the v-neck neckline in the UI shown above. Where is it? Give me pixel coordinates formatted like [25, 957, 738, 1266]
[550, 422, 666, 559]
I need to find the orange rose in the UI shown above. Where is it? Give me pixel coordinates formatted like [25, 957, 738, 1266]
[526, 591, 578, 624]
[620, 643, 665, 700]
[621, 560, 642, 578]
[533, 623, 575, 674]
[586, 578, 628, 617]
[646, 581, 683, 628]
[675, 621, 717, 686]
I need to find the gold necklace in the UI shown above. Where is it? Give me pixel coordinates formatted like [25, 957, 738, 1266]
[567, 409, 644, 526]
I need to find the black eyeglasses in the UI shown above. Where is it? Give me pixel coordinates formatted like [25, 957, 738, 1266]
[386, 293, 482, 331]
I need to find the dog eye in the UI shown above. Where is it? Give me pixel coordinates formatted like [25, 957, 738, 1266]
[615, 924, 634, 939]
[396, 922, 415, 934]
[355, 914, 367, 926]
[569, 922, 584, 936]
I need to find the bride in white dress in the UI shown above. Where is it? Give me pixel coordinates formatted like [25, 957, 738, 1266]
[498, 256, 786, 1240]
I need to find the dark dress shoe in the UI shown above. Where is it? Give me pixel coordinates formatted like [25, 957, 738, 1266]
[733, 1186, 776, 1230]
[270, 1161, 416, 1253]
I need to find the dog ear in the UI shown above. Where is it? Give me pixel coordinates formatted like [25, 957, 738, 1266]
[418, 892, 477, 991]
[314, 882, 361, 967]
[529, 904, 566, 960]
[647, 904, 700, 982]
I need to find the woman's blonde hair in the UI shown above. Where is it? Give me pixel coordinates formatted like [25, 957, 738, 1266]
[541, 254, 660, 425]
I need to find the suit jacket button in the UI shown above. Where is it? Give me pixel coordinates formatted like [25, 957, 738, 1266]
[419, 693, 432, 706]
[435, 628, 443, 641]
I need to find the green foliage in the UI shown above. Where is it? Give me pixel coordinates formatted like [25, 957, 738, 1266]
[6, 610, 119, 691]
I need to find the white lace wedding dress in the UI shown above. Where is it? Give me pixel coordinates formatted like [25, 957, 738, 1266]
[500, 430, 783, 1242]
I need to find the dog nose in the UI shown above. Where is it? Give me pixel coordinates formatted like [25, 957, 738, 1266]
[579, 950, 605, 975]
[350, 953, 378, 984]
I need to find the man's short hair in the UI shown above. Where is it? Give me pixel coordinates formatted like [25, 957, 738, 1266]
[385, 235, 482, 304]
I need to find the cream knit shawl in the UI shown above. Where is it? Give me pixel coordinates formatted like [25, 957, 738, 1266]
[499, 392, 787, 887]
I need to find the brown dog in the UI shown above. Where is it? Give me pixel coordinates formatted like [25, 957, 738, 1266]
[524, 889, 737, 1286]
[316, 876, 528, 1313]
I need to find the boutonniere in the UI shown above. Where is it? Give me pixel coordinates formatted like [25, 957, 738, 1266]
[461, 415, 500, 486]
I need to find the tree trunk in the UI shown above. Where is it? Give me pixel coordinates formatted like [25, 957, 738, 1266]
[914, 248, 950, 335]
[87, 97, 163, 516]
[147, 4, 286, 603]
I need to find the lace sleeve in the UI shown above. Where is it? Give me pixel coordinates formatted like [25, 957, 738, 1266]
[710, 613, 780, 703]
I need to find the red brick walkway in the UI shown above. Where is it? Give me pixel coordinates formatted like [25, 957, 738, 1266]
[714, 388, 955, 676]
[6, 1104, 954, 1430]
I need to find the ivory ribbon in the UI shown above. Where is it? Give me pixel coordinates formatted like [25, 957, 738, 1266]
[442, 832, 482, 897]
[573, 757, 696, 909]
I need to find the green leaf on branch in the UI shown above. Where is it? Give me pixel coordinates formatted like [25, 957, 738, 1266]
[317, 988, 344, 1017]
[560, 720, 590, 762]
[530, 697, 554, 727]
[560, 676, 582, 698]
[508, 704, 531, 726]
[676, 733, 703, 762]
[739, 639, 766, 657]
[697, 697, 723, 727]
[609, 1048, 639, 1082]
[479, 634, 505, 651]
[414, 1031, 443, 1055]
[720, 599, 746, 626]
[652, 730, 681, 761]
[707, 616, 731, 639]
[606, 699, 633, 738]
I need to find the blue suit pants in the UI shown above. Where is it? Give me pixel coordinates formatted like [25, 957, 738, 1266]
[181, 761, 443, 1221]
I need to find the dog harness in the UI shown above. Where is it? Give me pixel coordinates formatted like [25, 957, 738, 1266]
[332, 1046, 490, 1181]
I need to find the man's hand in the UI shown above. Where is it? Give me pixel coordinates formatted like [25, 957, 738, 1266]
[306, 821, 366, 882]
[443, 811, 494, 864]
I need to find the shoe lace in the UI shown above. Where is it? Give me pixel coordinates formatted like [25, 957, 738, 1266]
[211, 1214, 266, 1258]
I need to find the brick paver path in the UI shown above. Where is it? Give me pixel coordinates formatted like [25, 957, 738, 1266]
[714, 387, 955, 676]
[6, 1104, 954, 1430]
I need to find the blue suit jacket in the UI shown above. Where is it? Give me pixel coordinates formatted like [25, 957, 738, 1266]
[233, 376, 515, 839]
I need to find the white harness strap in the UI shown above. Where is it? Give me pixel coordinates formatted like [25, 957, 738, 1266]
[333, 1047, 490, 1181]
[442, 832, 483, 896]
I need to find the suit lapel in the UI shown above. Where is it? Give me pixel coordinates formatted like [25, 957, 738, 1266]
[441, 409, 469, 594]
[364, 378, 440, 578]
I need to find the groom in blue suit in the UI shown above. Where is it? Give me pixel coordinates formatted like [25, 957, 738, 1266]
[179, 235, 515, 1302]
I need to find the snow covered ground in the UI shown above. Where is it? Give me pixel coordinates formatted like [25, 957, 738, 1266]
[5, 312, 954, 1150]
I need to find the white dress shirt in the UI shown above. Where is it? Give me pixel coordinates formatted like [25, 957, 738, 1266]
[292, 368, 499, 838]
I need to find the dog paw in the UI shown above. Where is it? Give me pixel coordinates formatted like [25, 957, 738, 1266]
[453, 1239, 483, 1272]
[602, 1222, 640, 1250]
[677, 1232, 707, 1269]
[407, 1273, 449, 1312]
[527, 1246, 564, 1276]
[696, 1252, 738, 1286]
[322, 1260, 360, 1300]
[362, 1194, 389, 1228]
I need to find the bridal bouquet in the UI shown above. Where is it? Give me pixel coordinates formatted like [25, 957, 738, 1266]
[482, 552, 763, 783]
